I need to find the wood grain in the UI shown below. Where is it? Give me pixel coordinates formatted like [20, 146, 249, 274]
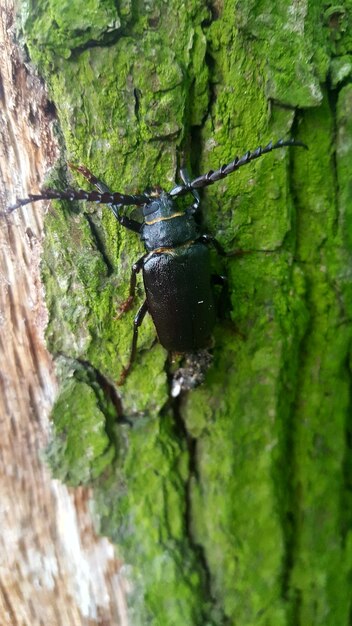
[0, 3, 128, 624]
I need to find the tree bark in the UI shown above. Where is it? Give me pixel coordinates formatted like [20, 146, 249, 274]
[0, 1, 129, 624]
[2, 0, 352, 625]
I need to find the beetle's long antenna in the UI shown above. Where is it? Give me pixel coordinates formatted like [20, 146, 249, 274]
[5, 188, 149, 214]
[170, 138, 308, 198]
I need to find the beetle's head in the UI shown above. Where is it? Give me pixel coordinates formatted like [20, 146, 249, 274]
[142, 190, 178, 221]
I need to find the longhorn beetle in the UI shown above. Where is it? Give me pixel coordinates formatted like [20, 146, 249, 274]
[7, 138, 307, 387]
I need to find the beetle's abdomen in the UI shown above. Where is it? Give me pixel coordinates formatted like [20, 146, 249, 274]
[143, 243, 215, 352]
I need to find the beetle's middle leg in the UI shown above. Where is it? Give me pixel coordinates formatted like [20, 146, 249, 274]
[211, 274, 230, 318]
[117, 300, 148, 385]
[199, 234, 250, 258]
[116, 254, 149, 317]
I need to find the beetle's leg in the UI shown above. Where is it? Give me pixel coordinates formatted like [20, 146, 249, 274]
[198, 234, 226, 256]
[6, 163, 149, 222]
[179, 167, 200, 215]
[199, 234, 249, 258]
[69, 164, 106, 190]
[116, 253, 149, 318]
[69, 164, 142, 233]
[212, 274, 229, 318]
[211, 274, 227, 286]
[117, 300, 148, 385]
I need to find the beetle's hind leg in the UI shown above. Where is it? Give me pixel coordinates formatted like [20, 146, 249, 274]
[117, 300, 148, 385]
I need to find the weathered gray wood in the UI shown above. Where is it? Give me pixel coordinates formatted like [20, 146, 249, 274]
[0, 2, 128, 624]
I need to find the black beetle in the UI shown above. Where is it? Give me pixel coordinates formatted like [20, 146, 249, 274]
[7, 138, 307, 387]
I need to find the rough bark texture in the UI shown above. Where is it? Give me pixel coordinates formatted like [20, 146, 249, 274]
[3, 0, 352, 624]
[0, 1, 129, 624]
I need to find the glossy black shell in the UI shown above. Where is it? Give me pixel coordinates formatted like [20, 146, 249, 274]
[142, 242, 215, 351]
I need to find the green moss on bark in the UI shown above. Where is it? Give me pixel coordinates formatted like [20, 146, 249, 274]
[18, 0, 352, 623]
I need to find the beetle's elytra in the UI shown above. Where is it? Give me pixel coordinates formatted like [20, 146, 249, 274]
[7, 138, 307, 389]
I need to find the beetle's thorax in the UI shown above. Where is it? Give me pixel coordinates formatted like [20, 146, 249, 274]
[140, 191, 198, 252]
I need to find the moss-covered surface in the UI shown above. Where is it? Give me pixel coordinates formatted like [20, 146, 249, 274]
[19, 0, 352, 623]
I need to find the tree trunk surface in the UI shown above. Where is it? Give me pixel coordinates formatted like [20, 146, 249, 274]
[0, 2, 128, 624]
[1, 1, 352, 625]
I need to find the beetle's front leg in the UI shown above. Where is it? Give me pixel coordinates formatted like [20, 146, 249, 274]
[116, 253, 149, 318]
[117, 300, 148, 385]
[179, 167, 200, 215]
[69, 163, 104, 189]
[69, 163, 142, 233]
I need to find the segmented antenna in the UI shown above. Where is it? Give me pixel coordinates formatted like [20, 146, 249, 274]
[6, 188, 150, 214]
[169, 138, 308, 198]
